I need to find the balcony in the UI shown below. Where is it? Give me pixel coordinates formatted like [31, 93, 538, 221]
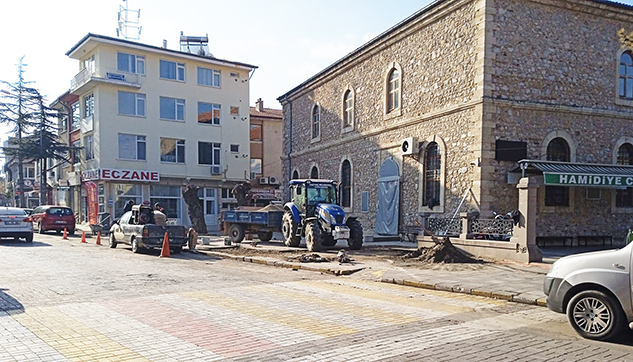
[70, 67, 141, 94]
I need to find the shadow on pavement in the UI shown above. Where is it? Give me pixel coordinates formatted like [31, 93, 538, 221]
[0, 288, 24, 315]
[0, 240, 51, 247]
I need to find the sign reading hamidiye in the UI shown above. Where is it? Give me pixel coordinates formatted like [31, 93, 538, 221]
[544, 172, 633, 187]
[82, 169, 160, 182]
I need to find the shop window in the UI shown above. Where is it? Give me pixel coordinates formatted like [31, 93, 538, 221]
[114, 184, 142, 218]
[616, 143, 633, 207]
[423, 142, 441, 208]
[341, 160, 351, 208]
[150, 185, 181, 219]
[545, 137, 570, 206]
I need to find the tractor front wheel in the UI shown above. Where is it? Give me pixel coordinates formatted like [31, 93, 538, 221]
[282, 211, 301, 247]
[305, 221, 322, 252]
[347, 219, 363, 250]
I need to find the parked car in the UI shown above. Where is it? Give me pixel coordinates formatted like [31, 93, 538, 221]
[22, 208, 34, 216]
[0, 207, 33, 242]
[544, 243, 633, 341]
[31, 205, 75, 235]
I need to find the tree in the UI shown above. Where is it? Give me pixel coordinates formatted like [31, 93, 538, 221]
[182, 184, 207, 234]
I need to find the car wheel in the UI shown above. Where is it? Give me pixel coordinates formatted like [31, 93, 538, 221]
[109, 233, 117, 248]
[13, 236, 19, 241]
[171, 246, 182, 254]
[68, 229, 75, 236]
[305, 221, 322, 252]
[56, 230, 61, 235]
[567, 290, 626, 341]
[25, 234, 33, 243]
[228, 224, 245, 243]
[282, 211, 301, 247]
[131, 237, 141, 253]
[38, 223, 45, 234]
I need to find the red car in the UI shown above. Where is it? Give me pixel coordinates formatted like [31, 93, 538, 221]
[31, 205, 76, 235]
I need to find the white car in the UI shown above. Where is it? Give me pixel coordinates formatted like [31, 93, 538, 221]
[0, 207, 34, 242]
[544, 243, 633, 340]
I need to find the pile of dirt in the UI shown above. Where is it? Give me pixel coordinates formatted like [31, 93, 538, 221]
[402, 236, 478, 263]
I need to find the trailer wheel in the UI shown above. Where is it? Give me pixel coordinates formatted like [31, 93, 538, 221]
[258, 231, 273, 242]
[229, 224, 245, 243]
[282, 211, 301, 247]
[347, 219, 363, 250]
[305, 221, 322, 252]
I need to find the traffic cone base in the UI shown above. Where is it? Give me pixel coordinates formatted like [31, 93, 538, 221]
[63, 228, 68, 240]
[159, 232, 171, 257]
[96, 232, 101, 245]
[81, 231, 87, 243]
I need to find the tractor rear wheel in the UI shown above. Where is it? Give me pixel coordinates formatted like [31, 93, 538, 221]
[282, 211, 301, 247]
[347, 219, 363, 250]
[305, 221, 322, 252]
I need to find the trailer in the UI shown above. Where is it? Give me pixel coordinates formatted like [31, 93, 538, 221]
[220, 204, 284, 243]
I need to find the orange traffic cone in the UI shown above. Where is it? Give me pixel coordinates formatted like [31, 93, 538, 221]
[63, 228, 68, 240]
[96, 232, 101, 245]
[159, 232, 171, 258]
[81, 231, 87, 243]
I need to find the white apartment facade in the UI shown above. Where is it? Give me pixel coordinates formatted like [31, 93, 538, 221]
[58, 33, 256, 230]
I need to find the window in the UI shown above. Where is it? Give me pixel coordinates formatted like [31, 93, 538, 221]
[616, 143, 633, 207]
[160, 60, 185, 81]
[24, 166, 35, 179]
[230, 144, 239, 153]
[118, 91, 146, 117]
[341, 160, 351, 208]
[310, 166, 319, 179]
[83, 55, 95, 74]
[312, 105, 320, 139]
[85, 135, 94, 160]
[160, 138, 185, 163]
[250, 158, 262, 179]
[197, 67, 220, 87]
[150, 185, 181, 220]
[221, 188, 232, 199]
[198, 102, 221, 124]
[160, 97, 185, 121]
[424, 142, 441, 208]
[545, 138, 570, 206]
[343, 90, 353, 128]
[620, 51, 633, 99]
[114, 184, 142, 218]
[71, 102, 80, 131]
[117, 52, 145, 75]
[198, 142, 221, 165]
[71, 140, 80, 163]
[230, 106, 239, 116]
[250, 124, 262, 141]
[292, 170, 299, 180]
[361, 191, 369, 213]
[387, 69, 400, 112]
[118, 134, 146, 160]
[84, 93, 94, 118]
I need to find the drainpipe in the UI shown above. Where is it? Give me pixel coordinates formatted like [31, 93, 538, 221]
[284, 96, 293, 201]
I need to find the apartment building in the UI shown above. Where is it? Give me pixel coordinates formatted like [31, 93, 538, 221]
[54, 33, 256, 230]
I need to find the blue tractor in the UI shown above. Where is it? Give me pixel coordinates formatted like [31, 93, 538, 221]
[282, 179, 363, 252]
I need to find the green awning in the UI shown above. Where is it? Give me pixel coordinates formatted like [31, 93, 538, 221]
[514, 160, 633, 188]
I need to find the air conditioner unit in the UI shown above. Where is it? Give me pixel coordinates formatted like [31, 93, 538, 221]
[268, 176, 279, 185]
[401, 137, 418, 156]
[211, 165, 222, 175]
[259, 177, 269, 185]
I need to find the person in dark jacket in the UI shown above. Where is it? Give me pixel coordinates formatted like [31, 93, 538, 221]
[123, 200, 135, 213]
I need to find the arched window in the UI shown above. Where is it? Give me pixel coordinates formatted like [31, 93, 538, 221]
[620, 51, 633, 99]
[312, 105, 320, 139]
[545, 137, 570, 206]
[616, 143, 633, 207]
[341, 160, 351, 208]
[292, 170, 299, 180]
[343, 90, 353, 128]
[310, 166, 319, 179]
[387, 69, 400, 112]
[424, 142, 441, 208]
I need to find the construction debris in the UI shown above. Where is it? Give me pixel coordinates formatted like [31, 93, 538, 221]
[402, 235, 477, 263]
[292, 253, 331, 263]
[336, 250, 351, 263]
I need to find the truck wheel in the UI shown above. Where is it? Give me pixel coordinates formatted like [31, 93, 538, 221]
[566, 290, 626, 341]
[282, 211, 301, 247]
[109, 233, 117, 248]
[229, 224, 245, 243]
[305, 221, 322, 252]
[171, 246, 182, 254]
[131, 237, 141, 253]
[258, 231, 273, 242]
[347, 219, 363, 250]
[321, 235, 336, 247]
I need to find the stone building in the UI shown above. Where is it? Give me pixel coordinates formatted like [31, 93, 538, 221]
[278, 0, 633, 252]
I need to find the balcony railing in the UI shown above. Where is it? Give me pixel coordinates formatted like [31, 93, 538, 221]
[70, 67, 141, 93]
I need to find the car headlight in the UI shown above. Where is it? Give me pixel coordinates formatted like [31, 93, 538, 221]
[549, 259, 564, 276]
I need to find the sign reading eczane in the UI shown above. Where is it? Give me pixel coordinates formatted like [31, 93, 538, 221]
[544, 172, 633, 187]
[82, 169, 160, 182]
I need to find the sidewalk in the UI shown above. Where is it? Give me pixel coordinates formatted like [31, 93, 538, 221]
[194, 234, 553, 308]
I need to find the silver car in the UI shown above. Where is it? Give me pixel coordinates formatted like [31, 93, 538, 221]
[544, 243, 633, 340]
[0, 207, 34, 242]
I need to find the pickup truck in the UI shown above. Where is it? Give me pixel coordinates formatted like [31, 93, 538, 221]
[108, 205, 188, 253]
[544, 242, 633, 341]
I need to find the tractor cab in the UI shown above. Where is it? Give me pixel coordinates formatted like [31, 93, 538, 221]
[290, 179, 338, 218]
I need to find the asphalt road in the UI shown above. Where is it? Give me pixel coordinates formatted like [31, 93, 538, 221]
[0, 232, 632, 361]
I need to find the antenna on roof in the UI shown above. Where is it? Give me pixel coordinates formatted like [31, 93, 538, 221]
[117, 0, 142, 40]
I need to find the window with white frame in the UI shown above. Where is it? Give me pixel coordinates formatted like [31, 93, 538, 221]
[198, 142, 221, 165]
[84, 135, 94, 160]
[250, 158, 262, 179]
[343, 90, 353, 127]
[160, 60, 185, 81]
[24, 166, 35, 179]
[197, 67, 220, 87]
[160, 138, 185, 163]
[387, 68, 400, 112]
[312, 105, 320, 139]
[84, 93, 94, 118]
[620, 51, 633, 99]
[160, 97, 185, 121]
[83, 55, 95, 74]
[118, 134, 146, 160]
[230, 144, 239, 153]
[118, 91, 146, 117]
[150, 185, 181, 220]
[71, 140, 80, 163]
[114, 184, 142, 217]
[198, 102, 221, 124]
[71, 102, 80, 130]
[117, 52, 145, 75]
